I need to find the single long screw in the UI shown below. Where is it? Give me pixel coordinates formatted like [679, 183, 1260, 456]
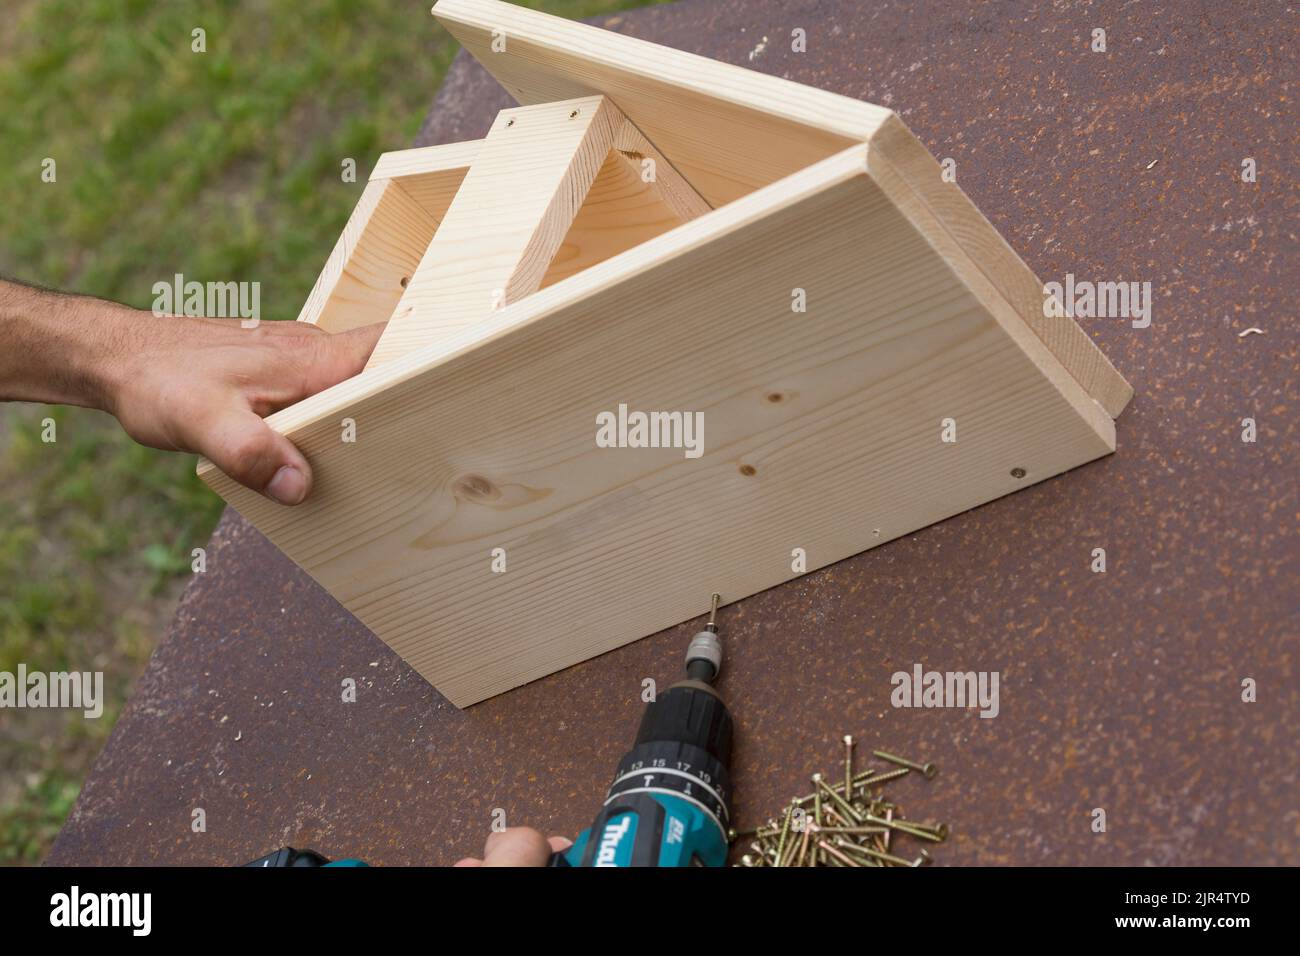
[914, 821, 950, 841]
[773, 803, 795, 867]
[843, 735, 855, 800]
[817, 825, 888, 836]
[859, 767, 911, 789]
[873, 749, 937, 779]
[859, 813, 945, 843]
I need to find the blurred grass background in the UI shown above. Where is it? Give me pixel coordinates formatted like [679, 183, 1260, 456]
[0, 0, 662, 864]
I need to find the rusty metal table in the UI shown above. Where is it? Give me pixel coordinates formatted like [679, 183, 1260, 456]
[49, 0, 1296, 866]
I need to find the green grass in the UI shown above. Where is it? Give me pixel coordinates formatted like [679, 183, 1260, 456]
[0, 0, 663, 864]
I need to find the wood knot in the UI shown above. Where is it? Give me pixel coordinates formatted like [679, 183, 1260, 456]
[453, 474, 500, 502]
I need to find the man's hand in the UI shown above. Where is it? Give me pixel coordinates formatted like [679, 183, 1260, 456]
[108, 316, 384, 505]
[454, 827, 573, 867]
[1, 279, 384, 505]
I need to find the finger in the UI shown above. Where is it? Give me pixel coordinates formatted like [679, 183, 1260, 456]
[547, 836, 574, 853]
[200, 408, 313, 505]
[481, 827, 553, 867]
[453, 857, 483, 867]
[274, 322, 389, 407]
[306, 322, 387, 384]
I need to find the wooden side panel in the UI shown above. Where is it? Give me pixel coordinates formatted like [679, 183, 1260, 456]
[431, 0, 889, 207]
[296, 142, 479, 333]
[868, 115, 1133, 417]
[371, 139, 483, 185]
[296, 178, 439, 333]
[202, 147, 1114, 706]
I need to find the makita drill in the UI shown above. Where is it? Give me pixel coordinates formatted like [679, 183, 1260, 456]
[248, 594, 734, 869]
[550, 593, 734, 867]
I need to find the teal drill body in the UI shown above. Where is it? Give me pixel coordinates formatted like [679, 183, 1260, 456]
[552, 593, 733, 868]
[559, 792, 729, 867]
[253, 595, 734, 869]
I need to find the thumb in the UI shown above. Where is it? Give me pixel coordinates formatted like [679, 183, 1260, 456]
[202, 408, 313, 505]
[481, 828, 554, 867]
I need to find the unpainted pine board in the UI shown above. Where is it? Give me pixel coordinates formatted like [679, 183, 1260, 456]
[369, 140, 482, 181]
[538, 148, 694, 288]
[368, 140, 480, 221]
[540, 126, 712, 288]
[430, 0, 889, 207]
[201, 145, 1114, 706]
[611, 121, 713, 223]
[366, 95, 623, 368]
[430, 0, 1130, 421]
[296, 177, 439, 333]
[868, 115, 1133, 417]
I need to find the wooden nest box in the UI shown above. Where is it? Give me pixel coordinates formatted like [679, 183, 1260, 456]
[200, 0, 1131, 706]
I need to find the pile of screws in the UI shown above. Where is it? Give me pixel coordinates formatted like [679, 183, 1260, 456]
[731, 738, 948, 867]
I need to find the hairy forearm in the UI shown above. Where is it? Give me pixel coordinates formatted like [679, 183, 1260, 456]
[0, 278, 140, 412]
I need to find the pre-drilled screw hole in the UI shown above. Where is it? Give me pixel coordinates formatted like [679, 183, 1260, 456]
[569, 109, 579, 118]
[739, 464, 757, 477]
[1010, 467, 1026, 479]
[399, 276, 409, 288]
[506, 118, 515, 127]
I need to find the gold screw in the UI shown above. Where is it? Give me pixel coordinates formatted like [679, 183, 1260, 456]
[860, 766, 911, 789]
[860, 812, 945, 843]
[843, 734, 855, 800]
[913, 821, 949, 841]
[873, 749, 938, 779]
[773, 803, 795, 867]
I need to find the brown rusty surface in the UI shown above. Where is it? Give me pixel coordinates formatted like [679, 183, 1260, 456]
[50, 0, 1296, 865]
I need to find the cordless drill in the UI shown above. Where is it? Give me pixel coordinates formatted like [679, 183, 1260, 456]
[247, 594, 734, 869]
[550, 593, 734, 867]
